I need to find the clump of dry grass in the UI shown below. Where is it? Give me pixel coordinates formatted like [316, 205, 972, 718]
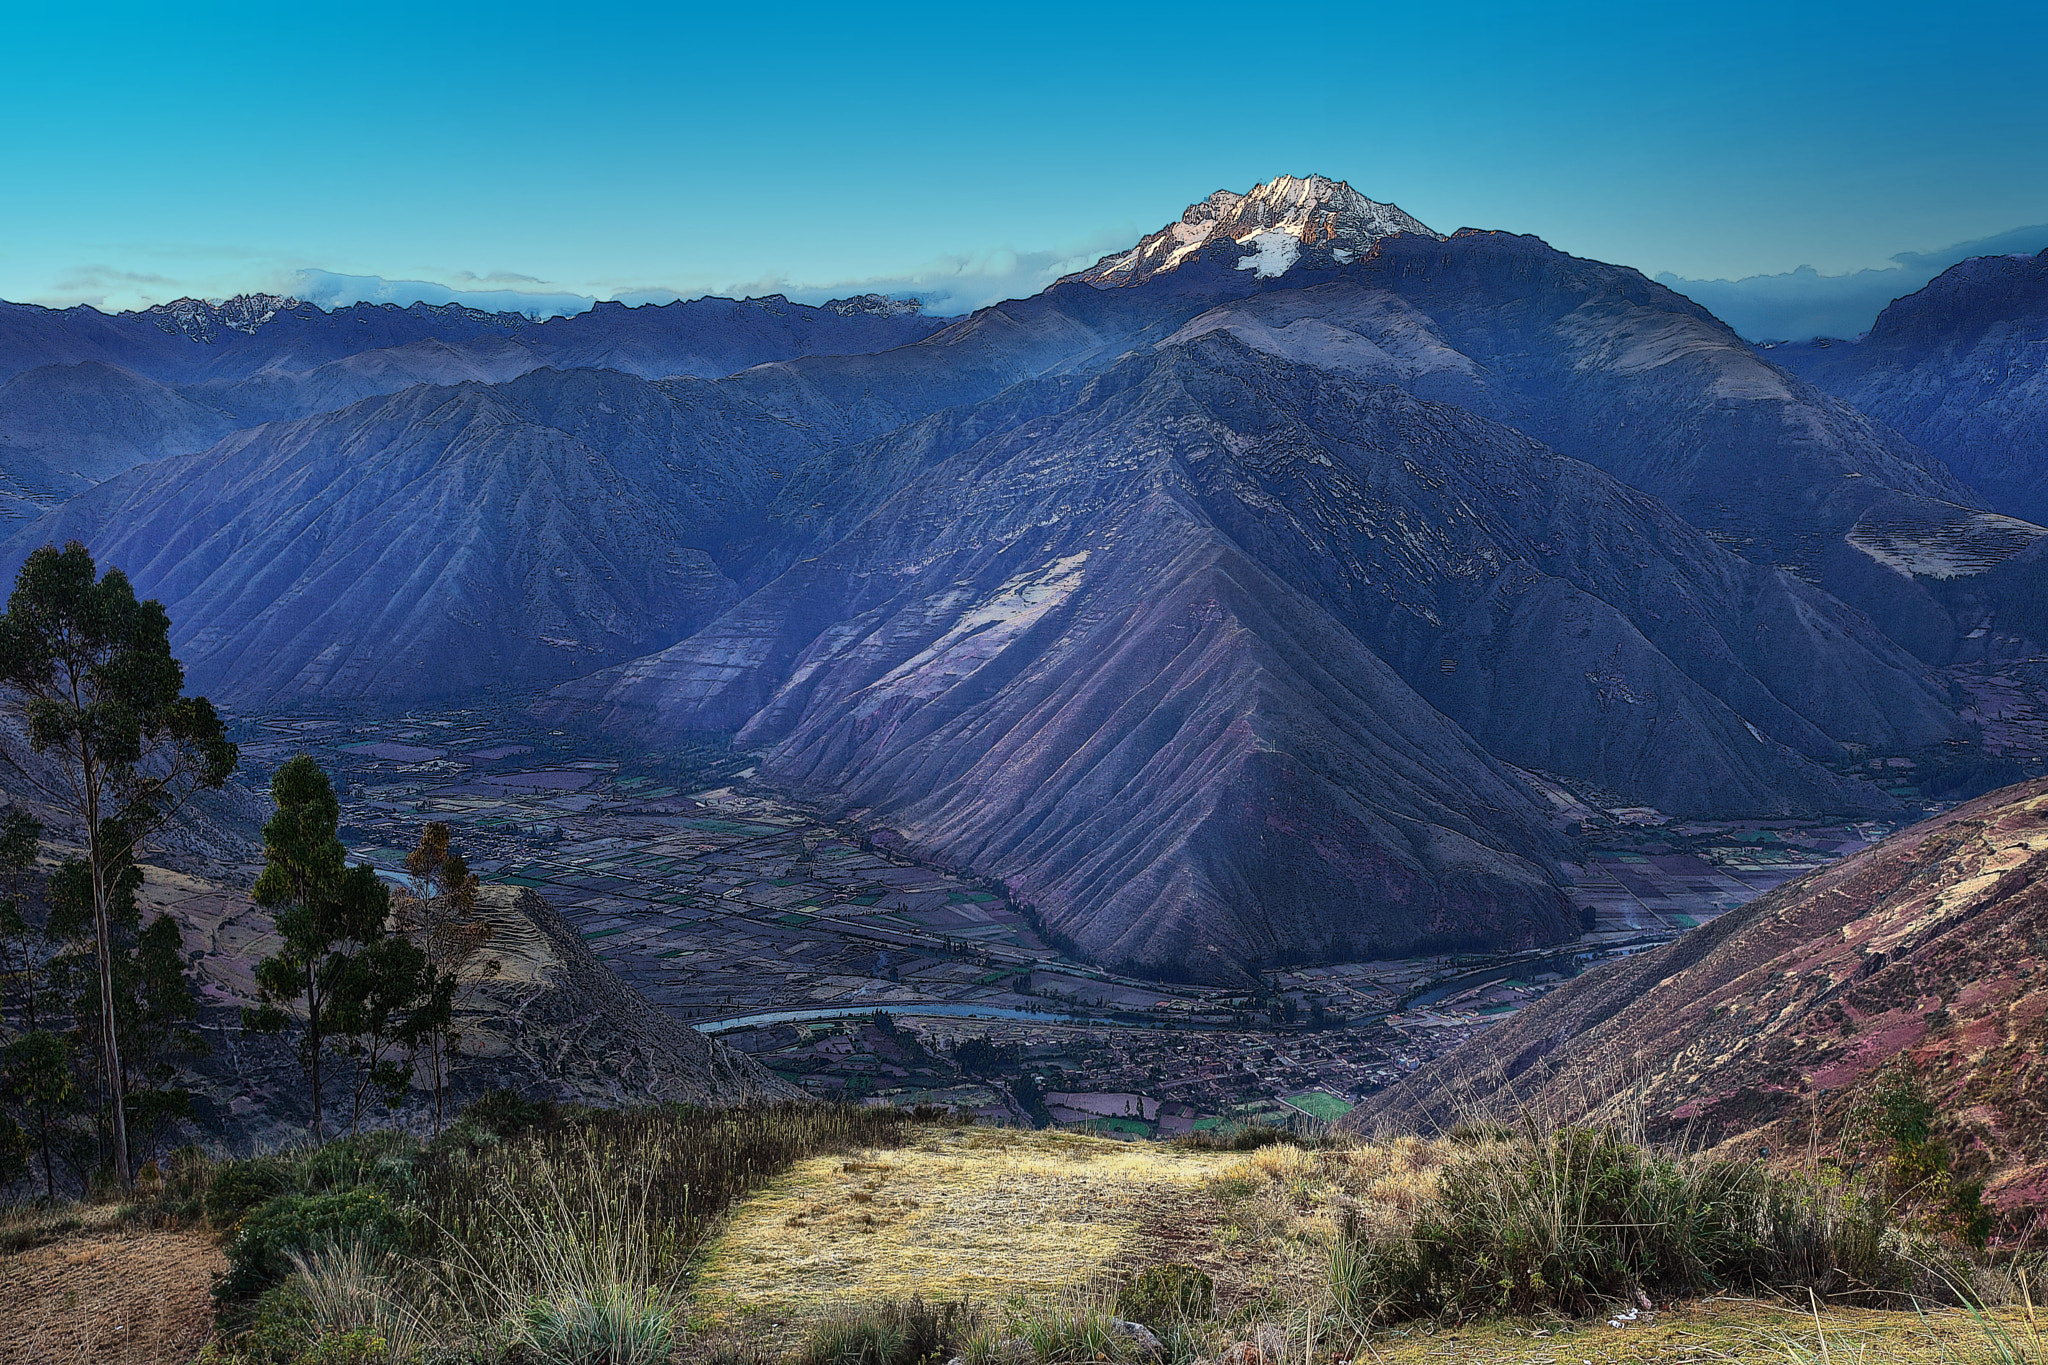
[441, 1137, 684, 1364]
[1209, 1134, 1456, 1262]
[283, 1242, 430, 1362]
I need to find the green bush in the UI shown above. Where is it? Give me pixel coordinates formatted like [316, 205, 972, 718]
[296, 1131, 422, 1199]
[1115, 1263, 1214, 1330]
[459, 1088, 561, 1140]
[203, 1282, 317, 1365]
[292, 1330, 410, 1365]
[205, 1156, 296, 1225]
[216, 1189, 414, 1310]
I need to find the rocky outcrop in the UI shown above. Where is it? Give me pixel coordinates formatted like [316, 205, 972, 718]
[155, 875, 795, 1152]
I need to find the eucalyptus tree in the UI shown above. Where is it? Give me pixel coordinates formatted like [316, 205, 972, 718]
[246, 757, 456, 1141]
[243, 755, 387, 1143]
[0, 542, 235, 1185]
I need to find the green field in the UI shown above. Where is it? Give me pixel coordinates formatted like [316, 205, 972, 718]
[1281, 1089, 1354, 1120]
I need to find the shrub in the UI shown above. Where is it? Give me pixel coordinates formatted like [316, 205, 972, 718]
[293, 1329, 409, 1365]
[459, 1088, 561, 1140]
[423, 1102, 908, 1287]
[799, 1297, 982, 1365]
[520, 1284, 677, 1365]
[205, 1155, 296, 1225]
[1172, 1125, 1298, 1153]
[1115, 1263, 1214, 1330]
[296, 1131, 422, 1198]
[1331, 1125, 1910, 1323]
[1010, 1307, 1151, 1363]
[216, 1189, 414, 1309]
[204, 1282, 318, 1365]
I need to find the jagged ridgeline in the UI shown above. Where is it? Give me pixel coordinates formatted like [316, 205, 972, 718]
[2, 174, 2043, 978]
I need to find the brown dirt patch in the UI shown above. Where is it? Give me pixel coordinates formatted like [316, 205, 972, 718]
[0, 1224, 224, 1365]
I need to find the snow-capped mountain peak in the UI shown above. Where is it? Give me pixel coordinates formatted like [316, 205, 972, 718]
[144, 294, 302, 341]
[1074, 174, 1438, 287]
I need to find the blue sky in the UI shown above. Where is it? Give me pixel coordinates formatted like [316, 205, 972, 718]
[4, 0, 2045, 334]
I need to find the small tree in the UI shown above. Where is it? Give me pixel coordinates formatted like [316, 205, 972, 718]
[394, 827, 483, 1130]
[44, 843, 207, 1168]
[332, 934, 454, 1133]
[118, 914, 210, 1164]
[245, 758, 457, 1140]
[2, 1030, 76, 1198]
[0, 543, 235, 1184]
[242, 756, 387, 1144]
[403, 822, 450, 898]
[0, 806, 46, 1028]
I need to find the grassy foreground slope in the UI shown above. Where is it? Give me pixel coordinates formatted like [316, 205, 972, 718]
[6, 1103, 2043, 1364]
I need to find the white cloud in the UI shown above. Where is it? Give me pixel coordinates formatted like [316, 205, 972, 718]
[287, 269, 597, 319]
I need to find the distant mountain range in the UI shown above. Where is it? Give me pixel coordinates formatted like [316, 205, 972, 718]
[0, 292, 942, 513]
[4, 176, 2045, 979]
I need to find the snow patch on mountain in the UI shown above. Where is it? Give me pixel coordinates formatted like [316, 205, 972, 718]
[1236, 231, 1301, 278]
[145, 294, 302, 341]
[1073, 174, 1438, 289]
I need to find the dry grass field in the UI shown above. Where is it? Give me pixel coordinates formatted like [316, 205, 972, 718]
[688, 1128, 1235, 1324]
[685, 1128, 1465, 1353]
[5, 1122, 2041, 1363]
[0, 1206, 225, 1365]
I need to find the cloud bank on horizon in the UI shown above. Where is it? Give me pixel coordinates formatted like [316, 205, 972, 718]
[284, 234, 1127, 322]
[277, 218, 2048, 341]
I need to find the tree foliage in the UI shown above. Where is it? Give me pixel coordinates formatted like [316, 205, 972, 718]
[0, 542, 233, 1185]
[2, 1029, 79, 1198]
[245, 758, 456, 1141]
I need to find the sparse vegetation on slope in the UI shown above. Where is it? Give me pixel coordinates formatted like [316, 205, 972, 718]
[9, 1103, 2045, 1364]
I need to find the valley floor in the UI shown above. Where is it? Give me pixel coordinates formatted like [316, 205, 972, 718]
[215, 703, 1913, 1132]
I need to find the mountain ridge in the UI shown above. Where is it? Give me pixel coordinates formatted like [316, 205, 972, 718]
[1348, 777, 2048, 1211]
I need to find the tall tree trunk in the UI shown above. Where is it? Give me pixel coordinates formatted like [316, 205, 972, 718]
[39, 1107, 55, 1200]
[305, 958, 324, 1144]
[83, 754, 130, 1187]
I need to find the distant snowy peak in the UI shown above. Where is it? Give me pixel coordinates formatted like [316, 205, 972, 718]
[145, 294, 302, 341]
[141, 293, 534, 342]
[823, 293, 924, 318]
[1074, 174, 1439, 287]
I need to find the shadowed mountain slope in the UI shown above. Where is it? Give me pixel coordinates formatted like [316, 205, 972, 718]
[4, 176, 2031, 978]
[0, 361, 239, 511]
[3, 367, 822, 702]
[0, 293, 948, 515]
[1164, 239, 2037, 653]
[1774, 249, 2048, 526]
[548, 334, 1957, 976]
[1348, 778, 2048, 1210]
